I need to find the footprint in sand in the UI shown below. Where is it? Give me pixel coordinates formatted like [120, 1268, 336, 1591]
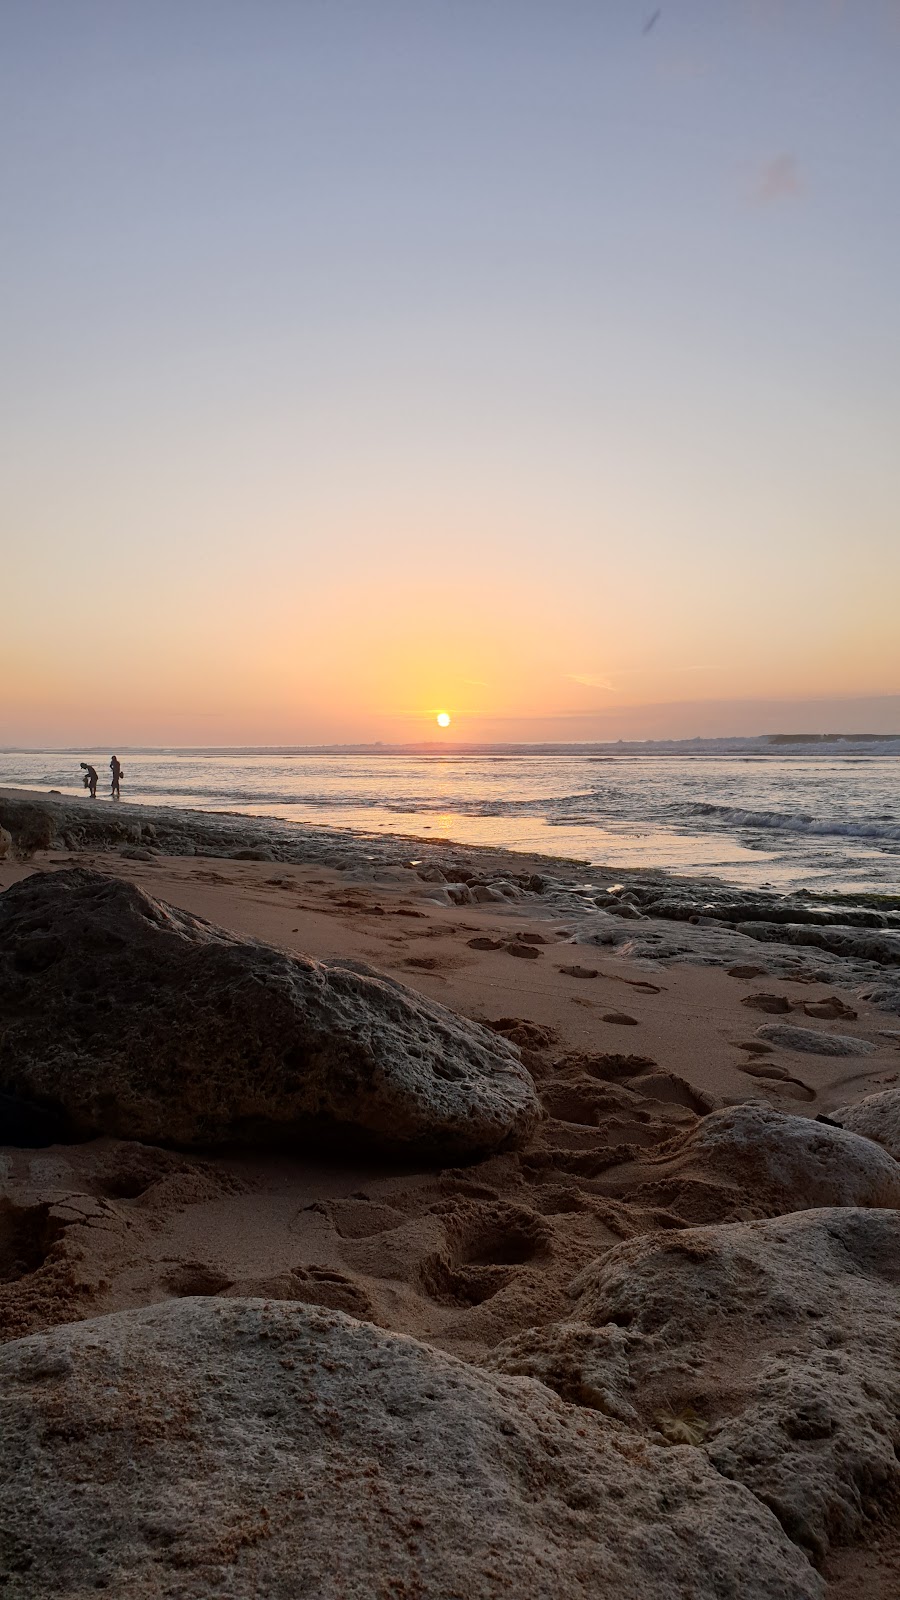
[626, 1069, 711, 1115]
[165, 1262, 233, 1297]
[602, 1012, 639, 1026]
[726, 964, 767, 979]
[403, 956, 441, 971]
[325, 1198, 408, 1240]
[419, 1202, 551, 1309]
[738, 1062, 815, 1102]
[296, 1265, 377, 1319]
[467, 936, 505, 951]
[233, 1266, 377, 1321]
[615, 977, 664, 994]
[740, 994, 793, 1015]
[505, 942, 540, 960]
[576, 1053, 657, 1081]
[556, 966, 661, 989]
[803, 996, 858, 1021]
[485, 1018, 560, 1052]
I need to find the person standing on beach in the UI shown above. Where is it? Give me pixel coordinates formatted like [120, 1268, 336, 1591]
[110, 755, 123, 799]
[80, 762, 98, 799]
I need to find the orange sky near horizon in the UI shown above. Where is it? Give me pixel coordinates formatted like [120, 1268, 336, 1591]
[6, 559, 899, 745]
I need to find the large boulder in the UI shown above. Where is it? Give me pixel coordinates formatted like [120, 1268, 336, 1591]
[489, 1208, 900, 1564]
[0, 870, 538, 1156]
[597, 1103, 900, 1223]
[832, 1086, 900, 1161]
[0, 1296, 822, 1599]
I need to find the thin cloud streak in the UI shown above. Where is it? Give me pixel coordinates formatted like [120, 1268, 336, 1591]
[754, 153, 804, 203]
[566, 673, 616, 691]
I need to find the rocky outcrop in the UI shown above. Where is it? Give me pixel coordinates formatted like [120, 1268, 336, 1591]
[755, 1023, 874, 1056]
[674, 1104, 900, 1210]
[0, 1296, 822, 1599]
[833, 1086, 900, 1161]
[0, 825, 11, 861]
[641, 891, 897, 930]
[0, 793, 561, 894]
[0, 870, 539, 1156]
[739, 921, 900, 965]
[489, 1207, 900, 1564]
[600, 1104, 900, 1221]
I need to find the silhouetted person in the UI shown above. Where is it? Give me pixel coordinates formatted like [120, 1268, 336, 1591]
[80, 762, 98, 799]
[110, 755, 123, 800]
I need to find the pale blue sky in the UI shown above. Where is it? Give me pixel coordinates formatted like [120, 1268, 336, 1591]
[3, 1, 899, 743]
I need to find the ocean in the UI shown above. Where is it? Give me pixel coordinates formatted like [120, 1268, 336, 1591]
[2, 741, 899, 897]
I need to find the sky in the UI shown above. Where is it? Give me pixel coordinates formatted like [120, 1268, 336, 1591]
[3, 0, 899, 746]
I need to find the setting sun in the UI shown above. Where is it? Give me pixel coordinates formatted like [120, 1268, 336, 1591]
[436, 712, 451, 728]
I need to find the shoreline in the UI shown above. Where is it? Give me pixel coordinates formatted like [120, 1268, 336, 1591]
[2, 788, 899, 1005]
[6, 734, 900, 900]
[6, 747, 900, 903]
[5, 782, 900, 901]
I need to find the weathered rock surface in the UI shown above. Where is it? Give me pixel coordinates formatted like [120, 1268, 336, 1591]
[600, 1104, 900, 1221]
[490, 1208, 900, 1564]
[755, 1023, 874, 1056]
[0, 870, 539, 1155]
[740, 921, 900, 966]
[0, 1296, 823, 1599]
[644, 893, 895, 930]
[0, 792, 568, 895]
[675, 1104, 900, 1210]
[833, 1086, 900, 1161]
[0, 825, 11, 861]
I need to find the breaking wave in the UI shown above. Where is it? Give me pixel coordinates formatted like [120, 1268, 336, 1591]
[679, 802, 900, 843]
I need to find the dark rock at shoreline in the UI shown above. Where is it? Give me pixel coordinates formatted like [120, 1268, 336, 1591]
[737, 921, 900, 966]
[0, 870, 539, 1156]
[640, 891, 896, 930]
[0, 793, 575, 899]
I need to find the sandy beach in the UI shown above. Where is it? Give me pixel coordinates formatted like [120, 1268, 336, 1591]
[2, 790, 900, 1596]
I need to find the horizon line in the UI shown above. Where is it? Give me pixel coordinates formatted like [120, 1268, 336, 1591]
[4, 732, 900, 757]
